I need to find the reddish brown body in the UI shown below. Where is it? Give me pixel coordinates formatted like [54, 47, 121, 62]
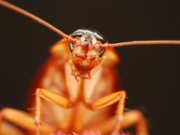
[0, 1, 161, 135]
[27, 38, 120, 134]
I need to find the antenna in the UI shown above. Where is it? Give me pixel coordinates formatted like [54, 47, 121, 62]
[0, 0, 76, 43]
[101, 40, 180, 48]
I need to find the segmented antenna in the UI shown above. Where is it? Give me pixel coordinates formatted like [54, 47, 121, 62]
[101, 40, 180, 48]
[0, 0, 76, 43]
[1, 0, 180, 48]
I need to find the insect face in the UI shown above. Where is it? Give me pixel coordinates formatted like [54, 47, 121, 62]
[70, 29, 105, 78]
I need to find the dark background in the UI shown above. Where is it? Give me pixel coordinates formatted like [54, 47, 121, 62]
[0, 0, 180, 135]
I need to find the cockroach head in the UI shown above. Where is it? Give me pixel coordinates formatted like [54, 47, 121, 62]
[69, 29, 106, 78]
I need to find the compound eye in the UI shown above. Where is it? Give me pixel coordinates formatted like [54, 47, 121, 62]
[99, 49, 105, 57]
[69, 42, 74, 52]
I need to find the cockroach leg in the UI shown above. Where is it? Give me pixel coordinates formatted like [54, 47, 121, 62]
[84, 91, 125, 133]
[90, 110, 148, 135]
[112, 91, 127, 135]
[121, 110, 148, 135]
[0, 107, 55, 135]
[85, 91, 148, 135]
[87, 91, 126, 111]
[35, 88, 71, 135]
[1, 121, 25, 135]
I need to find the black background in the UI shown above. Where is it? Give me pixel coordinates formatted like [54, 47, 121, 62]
[0, 0, 180, 135]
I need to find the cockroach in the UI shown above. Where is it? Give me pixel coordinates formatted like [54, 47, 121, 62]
[0, 0, 180, 135]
